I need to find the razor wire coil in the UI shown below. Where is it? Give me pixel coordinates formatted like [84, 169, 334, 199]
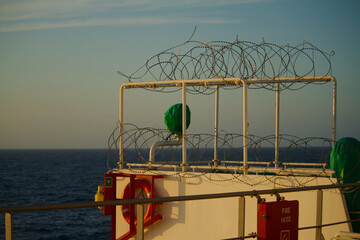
[117, 31, 334, 93]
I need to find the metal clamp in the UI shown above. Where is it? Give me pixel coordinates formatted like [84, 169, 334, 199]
[272, 193, 285, 201]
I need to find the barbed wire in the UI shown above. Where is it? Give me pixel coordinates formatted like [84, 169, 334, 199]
[107, 123, 335, 186]
[117, 29, 334, 93]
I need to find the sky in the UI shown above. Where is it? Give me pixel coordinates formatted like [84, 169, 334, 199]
[0, 0, 359, 149]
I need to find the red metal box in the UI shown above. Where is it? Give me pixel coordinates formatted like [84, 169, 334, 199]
[258, 200, 299, 240]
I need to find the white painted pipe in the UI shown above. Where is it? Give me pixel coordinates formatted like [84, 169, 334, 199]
[118, 85, 125, 169]
[120, 76, 334, 89]
[213, 85, 219, 167]
[149, 141, 182, 165]
[332, 77, 337, 145]
[275, 83, 280, 168]
[241, 80, 248, 171]
[182, 82, 187, 171]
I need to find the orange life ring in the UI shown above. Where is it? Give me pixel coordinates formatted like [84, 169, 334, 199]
[121, 179, 156, 224]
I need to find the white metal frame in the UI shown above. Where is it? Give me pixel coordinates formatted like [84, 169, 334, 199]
[118, 76, 336, 171]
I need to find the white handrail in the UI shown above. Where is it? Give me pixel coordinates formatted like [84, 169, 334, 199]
[3, 182, 359, 240]
[117, 76, 336, 170]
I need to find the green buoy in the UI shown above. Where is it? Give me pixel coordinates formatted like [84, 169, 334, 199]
[164, 103, 191, 135]
[330, 137, 360, 232]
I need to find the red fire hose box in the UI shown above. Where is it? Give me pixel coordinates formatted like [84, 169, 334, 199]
[258, 200, 299, 240]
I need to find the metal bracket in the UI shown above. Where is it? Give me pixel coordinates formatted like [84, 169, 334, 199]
[273, 193, 285, 201]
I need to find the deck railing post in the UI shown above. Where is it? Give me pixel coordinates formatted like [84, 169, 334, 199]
[316, 190, 323, 240]
[213, 85, 219, 167]
[5, 212, 12, 240]
[332, 78, 337, 145]
[275, 83, 280, 168]
[238, 196, 245, 239]
[118, 85, 125, 169]
[241, 80, 248, 171]
[181, 82, 187, 171]
[136, 204, 144, 240]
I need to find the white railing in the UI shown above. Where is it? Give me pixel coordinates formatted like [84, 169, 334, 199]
[118, 76, 337, 172]
[1, 182, 358, 240]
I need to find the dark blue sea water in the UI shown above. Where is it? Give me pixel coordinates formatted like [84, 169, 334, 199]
[0, 149, 111, 240]
[0, 147, 330, 239]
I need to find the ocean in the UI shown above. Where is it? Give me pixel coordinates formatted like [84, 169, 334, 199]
[0, 147, 331, 239]
[0, 149, 111, 240]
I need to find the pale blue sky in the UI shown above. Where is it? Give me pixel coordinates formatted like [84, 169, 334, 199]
[0, 0, 359, 149]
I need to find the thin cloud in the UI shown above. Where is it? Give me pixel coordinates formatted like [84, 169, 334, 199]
[0, 0, 100, 21]
[0, 17, 243, 32]
[0, 0, 254, 32]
